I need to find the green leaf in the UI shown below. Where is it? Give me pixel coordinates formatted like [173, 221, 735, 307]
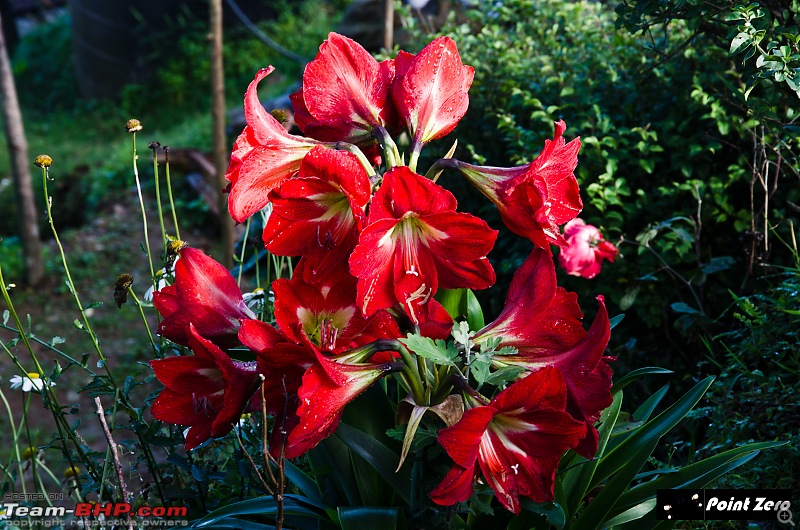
[701, 256, 735, 274]
[614, 440, 785, 513]
[483, 366, 524, 387]
[632, 384, 670, 422]
[338, 507, 400, 530]
[435, 288, 464, 320]
[611, 367, 673, 393]
[465, 289, 485, 330]
[192, 495, 325, 528]
[283, 460, 325, 507]
[573, 431, 660, 530]
[520, 500, 566, 529]
[609, 314, 625, 330]
[591, 377, 714, 490]
[334, 422, 411, 504]
[561, 391, 623, 518]
[730, 32, 751, 55]
[671, 302, 699, 314]
[399, 334, 457, 366]
[601, 499, 657, 527]
[397, 405, 427, 471]
[619, 286, 639, 311]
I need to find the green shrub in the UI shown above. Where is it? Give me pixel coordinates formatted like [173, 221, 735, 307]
[408, 0, 800, 374]
[693, 262, 800, 491]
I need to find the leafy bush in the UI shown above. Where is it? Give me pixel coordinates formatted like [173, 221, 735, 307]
[694, 261, 800, 491]
[407, 0, 800, 374]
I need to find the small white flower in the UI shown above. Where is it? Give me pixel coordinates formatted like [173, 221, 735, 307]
[242, 287, 274, 313]
[9, 372, 54, 393]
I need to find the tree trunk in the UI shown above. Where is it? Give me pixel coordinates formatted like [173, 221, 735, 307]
[210, 0, 234, 267]
[384, 0, 394, 50]
[0, 11, 43, 285]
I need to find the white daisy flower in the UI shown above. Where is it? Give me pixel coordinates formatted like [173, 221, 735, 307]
[9, 372, 54, 393]
[242, 287, 274, 313]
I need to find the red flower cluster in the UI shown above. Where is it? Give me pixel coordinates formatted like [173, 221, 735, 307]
[148, 32, 615, 513]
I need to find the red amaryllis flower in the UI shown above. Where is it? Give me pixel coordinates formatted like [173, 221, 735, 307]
[153, 247, 255, 350]
[451, 121, 582, 249]
[349, 167, 496, 325]
[290, 32, 398, 147]
[240, 317, 402, 459]
[558, 219, 618, 279]
[272, 261, 400, 354]
[474, 249, 613, 458]
[430, 366, 586, 513]
[391, 37, 474, 149]
[238, 318, 315, 456]
[150, 325, 261, 450]
[263, 146, 371, 282]
[286, 352, 403, 458]
[226, 66, 320, 223]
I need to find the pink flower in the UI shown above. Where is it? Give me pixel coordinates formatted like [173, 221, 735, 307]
[558, 219, 618, 279]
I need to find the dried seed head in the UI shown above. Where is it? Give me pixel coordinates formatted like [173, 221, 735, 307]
[33, 154, 53, 168]
[114, 274, 134, 308]
[271, 109, 288, 123]
[126, 119, 143, 133]
[148, 141, 161, 150]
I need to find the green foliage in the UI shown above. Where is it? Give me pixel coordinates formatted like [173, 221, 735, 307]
[12, 13, 81, 111]
[693, 264, 800, 491]
[409, 0, 800, 374]
[136, 0, 342, 111]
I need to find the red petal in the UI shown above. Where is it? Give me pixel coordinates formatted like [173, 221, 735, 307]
[156, 247, 254, 349]
[438, 405, 496, 468]
[429, 464, 476, 506]
[300, 33, 395, 142]
[476, 249, 585, 354]
[226, 68, 319, 222]
[286, 361, 396, 458]
[369, 166, 457, 219]
[392, 37, 473, 144]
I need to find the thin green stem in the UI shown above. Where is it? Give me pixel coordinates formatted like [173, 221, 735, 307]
[396, 344, 426, 405]
[372, 126, 402, 170]
[408, 140, 423, 173]
[0, 385, 24, 494]
[0, 323, 96, 375]
[127, 287, 158, 357]
[40, 166, 107, 363]
[132, 132, 157, 288]
[238, 217, 252, 287]
[164, 147, 181, 241]
[152, 147, 168, 255]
